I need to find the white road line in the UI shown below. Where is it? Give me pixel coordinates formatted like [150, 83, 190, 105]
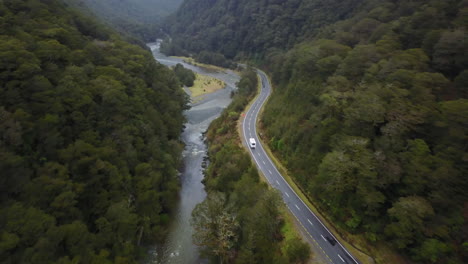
[295, 204, 300, 211]
[262, 160, 266, 165]
[244, 70, 359, 264]
[338, 254, 345, 262]
[307, 219, 313, 226]
[321, 235, 327, 242]
[251, 104, 360, 264]
[268, 170, 272, 175]
[276, 180, 280, 185]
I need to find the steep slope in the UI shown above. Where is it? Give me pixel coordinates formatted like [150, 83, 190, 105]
[70, 0, 184, 41]
[0, 0, 187, 263]
[163, 0, 369, 59]
[165, 0, 468, 263]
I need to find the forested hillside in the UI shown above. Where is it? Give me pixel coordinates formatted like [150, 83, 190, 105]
[163, 0, 367, 59]
[68, 0, 183, 41]
[0, 0, 187, 263]
[166, 0, 468, 263]
[195, 70, 310, 263]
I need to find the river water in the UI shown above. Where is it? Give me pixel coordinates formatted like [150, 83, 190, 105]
[144, 41, 240, 264]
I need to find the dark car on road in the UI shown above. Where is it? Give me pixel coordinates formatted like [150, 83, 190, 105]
[326, 236, 337, 246]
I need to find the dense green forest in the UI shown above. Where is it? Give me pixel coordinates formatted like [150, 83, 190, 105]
[173, 63, 196, 87]
[67, 0, 183, 41]
[166, 0, 467, 263]
[0, 0, 188, 263]
[162, 0, 367, 60]
[160, 42, 236, 69]
[195, 69, 310, 264]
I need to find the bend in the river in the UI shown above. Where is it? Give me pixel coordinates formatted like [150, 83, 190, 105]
[144, 41, 240, 264]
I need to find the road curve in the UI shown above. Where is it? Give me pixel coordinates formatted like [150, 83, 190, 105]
[242, 69, 360, 264]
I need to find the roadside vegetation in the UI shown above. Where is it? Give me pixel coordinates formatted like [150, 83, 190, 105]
[165, 0, 467, 263]
[0, 1, 188, 263]
[192, 69, 311, 264]
[260, 3, 467, 263]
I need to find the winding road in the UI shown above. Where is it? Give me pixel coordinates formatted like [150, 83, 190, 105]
[242, 70, 360, 264]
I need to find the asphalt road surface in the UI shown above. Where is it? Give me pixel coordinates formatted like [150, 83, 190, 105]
[242, 69, 360, 264]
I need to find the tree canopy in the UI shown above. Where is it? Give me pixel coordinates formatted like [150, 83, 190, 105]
[66, 0, 184, 42]
[173, 63, 196, 87]
[193, 70, 310, 264]
[166, 0, 467, 262]
[0, 0, 188, 263]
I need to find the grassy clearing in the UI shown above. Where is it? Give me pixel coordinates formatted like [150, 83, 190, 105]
[189, 73, 225, 98]
[171, 56, 226, 72]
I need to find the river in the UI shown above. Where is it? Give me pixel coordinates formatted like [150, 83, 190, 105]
[144, 41, 240, 264]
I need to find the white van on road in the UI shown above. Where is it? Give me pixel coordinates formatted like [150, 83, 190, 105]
[249, 138, 256, 149]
